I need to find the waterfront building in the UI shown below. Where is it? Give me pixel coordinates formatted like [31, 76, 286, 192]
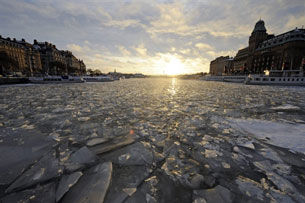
[210, 20, 305, 75]
[0, 35, 86, 76]
[0, 36, 41, 76]
[233, 47, 248, 74]
[209, 56, 233, 75]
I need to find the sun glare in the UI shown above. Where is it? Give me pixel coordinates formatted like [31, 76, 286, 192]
[164, 57, 186, 75]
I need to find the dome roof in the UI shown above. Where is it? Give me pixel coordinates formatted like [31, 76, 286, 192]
[252, 19, 267, 33]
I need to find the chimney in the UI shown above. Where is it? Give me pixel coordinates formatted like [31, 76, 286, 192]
[7, 37, 11, 41]
[13, 38, 16, 42]
[34, 39, 37, 44]
[21, 38, 25, 42]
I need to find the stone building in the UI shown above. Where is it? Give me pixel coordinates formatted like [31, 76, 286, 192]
[0, 36, 41, 76]
[233, 47, 248, 74]
[210, 20, 305, 75]
[210, 56, 233, 75]
[0, 35, 87, 76]
[33, 41, 67, 75]
[33, 41, 86, 76]
[235, 20, 305, 74]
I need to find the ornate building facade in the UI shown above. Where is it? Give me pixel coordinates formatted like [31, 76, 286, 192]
[0, 36, 41, 75]
[210, 20, 305, 75]
[0, 35, 86, 76]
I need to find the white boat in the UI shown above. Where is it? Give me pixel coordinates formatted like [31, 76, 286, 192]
[201, 75, 223, 81]
[245, 69, 305, 86]
[29, 75, 85, 84]
[82, 76, 114, 82]
[223, 75, 247, 83]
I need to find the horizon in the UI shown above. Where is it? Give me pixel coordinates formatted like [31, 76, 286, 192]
[1, 0, 304, 75]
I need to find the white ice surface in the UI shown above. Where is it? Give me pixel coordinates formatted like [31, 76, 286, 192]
[229, 119, 305, 154]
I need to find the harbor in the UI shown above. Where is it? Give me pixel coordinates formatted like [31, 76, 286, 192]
[1, 0, 305, 202]
[1, 78, 305, 202]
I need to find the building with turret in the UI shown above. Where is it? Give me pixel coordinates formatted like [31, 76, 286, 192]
[210, 20, 305, 75]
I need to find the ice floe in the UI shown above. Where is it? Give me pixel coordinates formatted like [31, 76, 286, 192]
[229, 118, 305, 154]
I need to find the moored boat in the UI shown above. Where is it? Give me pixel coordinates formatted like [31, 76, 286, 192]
[223, 75, 247, 83]
[29, 75, 84, 84]
[200, 75, 223, 81]
[82, 76, 114, 82]
[245, 69, 305, 86]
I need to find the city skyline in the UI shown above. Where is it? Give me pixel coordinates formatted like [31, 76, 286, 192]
[1, 0, 305, 75]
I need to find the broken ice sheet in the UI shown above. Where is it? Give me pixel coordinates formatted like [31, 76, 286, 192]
[6, 150, 63, 193]
[62, 162, 112, 203]
[235, 176, 265, 201]
[229, 118, 305, 154]
[56, 171, 83, 202]
[100, 142, 154, 166]
[193, 185, 233, 203]
[2, 182, 56, 203]
[64, 146, 98, 172]
[104, 165, 151, 203]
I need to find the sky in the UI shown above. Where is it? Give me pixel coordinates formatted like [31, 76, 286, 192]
[1, 0, 305, 75]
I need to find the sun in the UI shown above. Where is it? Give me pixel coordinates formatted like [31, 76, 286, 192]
[164, 57, 186, 75]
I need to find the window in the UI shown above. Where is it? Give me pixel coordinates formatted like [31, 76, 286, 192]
[263, 78, 269, 81]
[279, 78, 281, 81]
[297, 78, 299, 81]
[292, 78, 295, 81]
[288, 79, 290, 81]
[255, 78, 261, 81]
[271, 78, 275, 81]
[283, 78, 286, 81]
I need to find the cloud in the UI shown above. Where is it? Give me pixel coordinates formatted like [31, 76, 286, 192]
[0, 0, 304, 74]
[195, 43, 214, 50]
[134, 43, 147, 56]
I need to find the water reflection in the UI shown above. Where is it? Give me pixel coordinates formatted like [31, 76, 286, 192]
[168, 78, 176, 96]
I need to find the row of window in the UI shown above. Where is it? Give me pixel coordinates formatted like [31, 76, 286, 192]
[0, 40, 23, 48]
[260, 34, 305, 48]
[253, 77, 304, 82]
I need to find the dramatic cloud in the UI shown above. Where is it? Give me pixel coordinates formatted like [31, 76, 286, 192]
[0, 0, 304, 74]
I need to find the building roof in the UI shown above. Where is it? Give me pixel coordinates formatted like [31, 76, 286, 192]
[256, 28, 305, 50]
[252, 19, 267, 34]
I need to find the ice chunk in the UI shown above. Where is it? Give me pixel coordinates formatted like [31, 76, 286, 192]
[56, 171, 83, 202]
[0, 142, 52, 186]
[86, 137, 109, 146]
[62, 162, 112, 203]
[89, 134, 136, 155]
[104, 165, 151, 203]
[6, 150, 62, 193]
[193, 185, 232, 203]
[2, 182, 56, 203]
[229, 119, 305, 154]
[69, 146, 97, 165]
[271, 104, 300, 111]
[122, 188, 137, 196]
[100, 142, 154, 166]
[235, 176, 264, 200]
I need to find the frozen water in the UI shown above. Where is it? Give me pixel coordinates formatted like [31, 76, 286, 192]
[193, 185, 232, 203]
[6, 150, 62, 193]
[62, 162, 112, 203]
[2, 182, 56, 203]
[230, 119, 305, 154]
[1, 79, 305, 202]
[56, 171, 83, 202]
